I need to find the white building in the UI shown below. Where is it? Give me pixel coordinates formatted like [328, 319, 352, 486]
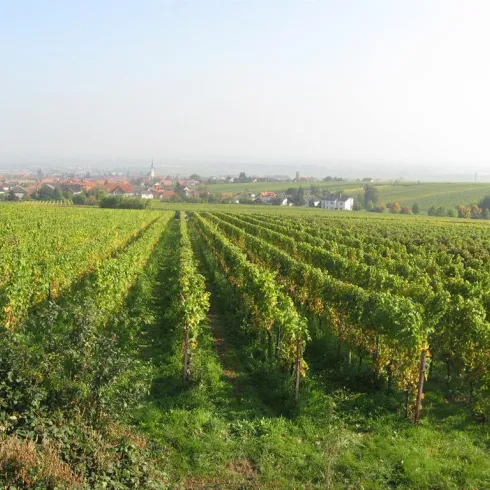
[320, 194, 354, 211]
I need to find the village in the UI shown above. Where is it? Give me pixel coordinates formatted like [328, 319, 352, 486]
[0, 164, 357, 209]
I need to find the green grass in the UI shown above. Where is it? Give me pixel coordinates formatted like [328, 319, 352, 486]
[200, 180, 355, 194]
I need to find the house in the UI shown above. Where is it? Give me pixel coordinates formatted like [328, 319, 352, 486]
[0, 180, 8, 193]
[133, 186, 154, 199]
[61, 183, 84, 195]
[10, 185, 30, 200]
[220, 193, 234, 202]
[307, 197, 321, 207]
[362, 177, 374, 182]
[178, 179, 200, 187]
[233, 192, 254, 204]
[140, 190, 154, 199]
[254, 191, 276, 203]
[109, 184, 134, 197]
[155, 180, 173, 189]
[254, 191, 277, 205]
[156, 189, 176, 201]
[320, 194, 354, 211]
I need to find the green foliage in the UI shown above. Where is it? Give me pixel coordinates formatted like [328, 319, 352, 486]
[389, 201, 401, 213]
[173, 215, 210, 379]
[479, 194, 490, 210]
[0, 211, 173, 487]
[0, 204, 161, 327]
[72, 193, 87, 205]
[100, 195, 149, 209]
[364, 184, 379, 206]
[456, 204, 471, 218]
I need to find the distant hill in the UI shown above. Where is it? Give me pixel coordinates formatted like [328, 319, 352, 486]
[201, 181, 490, 211]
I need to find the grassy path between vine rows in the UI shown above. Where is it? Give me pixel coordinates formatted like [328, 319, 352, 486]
[128, 217, 490, 490]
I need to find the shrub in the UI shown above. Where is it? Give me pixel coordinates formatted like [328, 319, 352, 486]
[389, 201, 401, 214]
[100, 196, 149, 209]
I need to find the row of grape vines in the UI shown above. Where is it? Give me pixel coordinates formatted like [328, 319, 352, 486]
[193, 211, 490, 420]
[192, 212, 309, 398]
[0, 205, 162, 327]
[0, 208, 177, 487]
[175, 214, 210, 380]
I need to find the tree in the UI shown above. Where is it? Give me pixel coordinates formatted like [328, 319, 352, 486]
[62, 190, 73, 201]
[310, 184, 321, 196]
[72, 194, 87, 205]
[479, 195, 490, 210]
[483, 208, 490, 220]
[374, 204, 385, 213]
[53, 188, 63, 201]
[447, 208, 457, 218]
[400, 206, 412, 214]
[296, 187, 305, 206]
[86, 195, 98, 206]
[175, 183, 186, 199]
[353, 195, 364, 211]
[364, 184, 379, 207]
[389, 201, 401, 214]
[7, 190, 18, 201]
[428, 206, 437, 216]
[470, 204, 482, 219]
[412, 202, 420, 214]
[189, 174, 200, 181]
[456, 204, 471, 218]
[435, 206, 446, 217]
[237, 172, 251, 183]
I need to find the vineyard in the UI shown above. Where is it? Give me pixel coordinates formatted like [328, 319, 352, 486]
[1, 204, 489, 489]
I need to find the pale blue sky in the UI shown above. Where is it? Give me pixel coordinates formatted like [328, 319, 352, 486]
[1, 1, 490, 168]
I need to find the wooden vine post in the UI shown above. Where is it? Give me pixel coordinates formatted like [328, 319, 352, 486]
[414, 348, 428, 424]
[295, 339, 302, 402]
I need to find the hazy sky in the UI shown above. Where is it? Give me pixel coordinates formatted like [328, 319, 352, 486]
[1, 0, 490, 168]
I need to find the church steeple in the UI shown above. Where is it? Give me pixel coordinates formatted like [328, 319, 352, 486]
[150, 159, 155, 179]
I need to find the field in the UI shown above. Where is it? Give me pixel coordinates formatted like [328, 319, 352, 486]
[195, 181, 490, 211]
[1, 202, 489, 489]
